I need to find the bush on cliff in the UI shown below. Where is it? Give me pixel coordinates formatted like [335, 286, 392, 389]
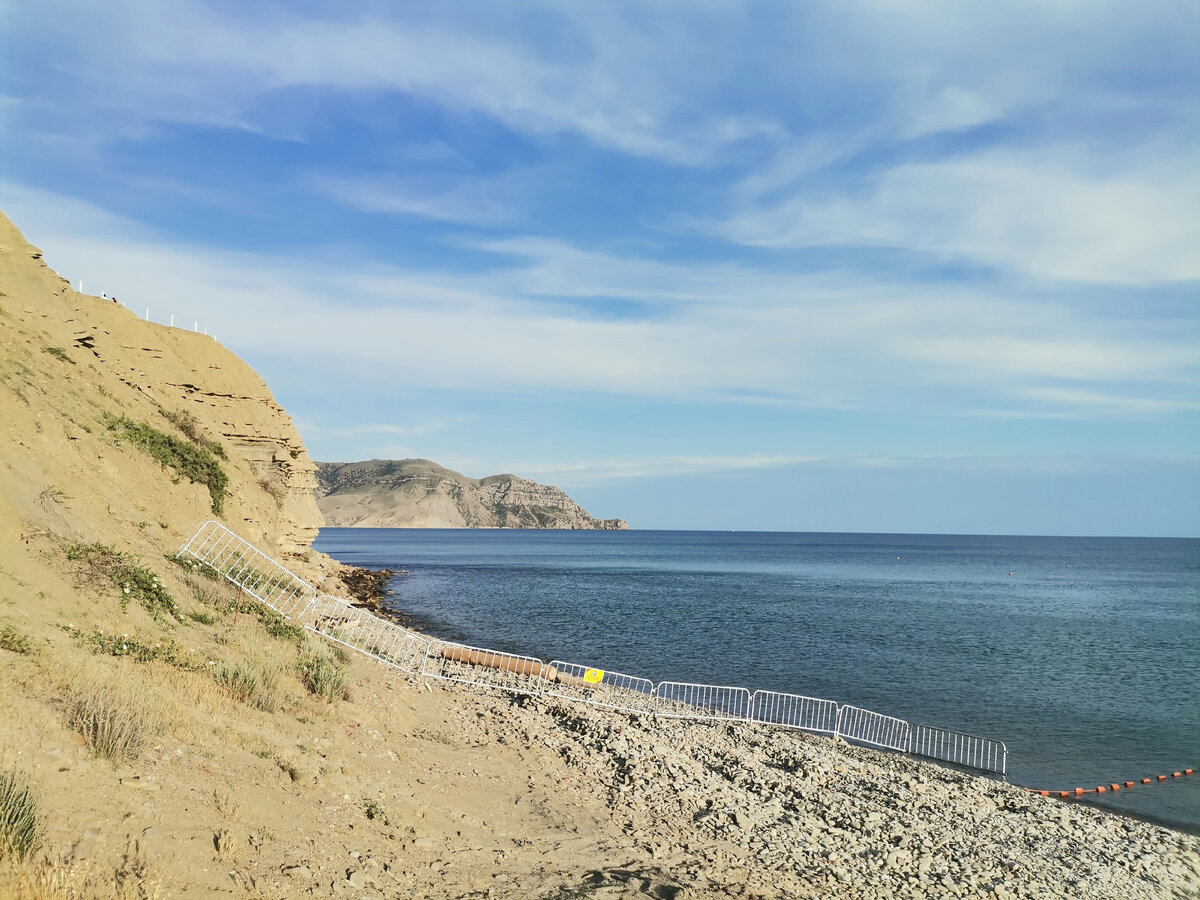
[105, 415, 228, 514]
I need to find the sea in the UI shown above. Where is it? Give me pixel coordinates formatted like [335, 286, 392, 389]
[312, 528, 1200, 834]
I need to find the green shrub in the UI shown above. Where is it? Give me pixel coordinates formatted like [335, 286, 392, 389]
[68, 627, 206, 670]
[160, 407, 227, 460]
[165, 552, 221, 581]
[0, 625, 34, 656]
[42, 346, 73, 365]
[296, 654, 349, 702]
[105, 414, 227, 513]
[0, 770, 42, 861]
[65, 542, 183, 622]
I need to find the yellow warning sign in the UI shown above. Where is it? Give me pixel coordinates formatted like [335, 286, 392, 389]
[583, 668, 605, 684]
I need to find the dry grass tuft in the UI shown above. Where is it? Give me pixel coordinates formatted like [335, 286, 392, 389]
[65, 680, 160, 763]
[212, 662, 280, 712]
[0, 770, 41, 862]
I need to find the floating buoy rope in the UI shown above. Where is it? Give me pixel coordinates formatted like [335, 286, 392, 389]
[1029, 767, 1195, 799]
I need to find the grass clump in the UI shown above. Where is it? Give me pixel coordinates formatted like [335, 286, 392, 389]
[67, 626, 206, 670]
[213, 662, 279, 712]
[182, 575, 305, 645]
[42, 346, 73, 365]
[104, 414, 227, 514]
[165, 552, 220, 581]
[65, 542, 184, 622]
[0, 771, 42, 862]
[0, 625, 34, 656]
[65, 682, 158, 763]
[296, 652, 349, 702]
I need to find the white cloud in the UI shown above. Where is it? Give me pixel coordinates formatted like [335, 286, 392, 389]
[721, 148, 1200, 284]
[5, 184, 1195, 422]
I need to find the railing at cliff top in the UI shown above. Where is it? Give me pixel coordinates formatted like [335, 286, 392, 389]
[179, 522, 1010, 778]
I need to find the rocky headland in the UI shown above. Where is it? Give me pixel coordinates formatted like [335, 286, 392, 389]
[0, 208, 1197, 899]
[316, 458, 630, 530]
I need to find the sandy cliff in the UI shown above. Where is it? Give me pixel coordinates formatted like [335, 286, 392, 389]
[0, 214, 322, 560]
[316, 458, 630, 529]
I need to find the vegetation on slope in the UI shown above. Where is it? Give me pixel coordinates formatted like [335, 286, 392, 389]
[104, 414, 228, 514]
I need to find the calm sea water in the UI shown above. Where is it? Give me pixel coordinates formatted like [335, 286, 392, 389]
[313, 528, 1200, 832]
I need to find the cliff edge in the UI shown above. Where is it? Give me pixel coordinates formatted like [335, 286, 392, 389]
[315, 458, 630, 529]
[0, 212, 322, 559]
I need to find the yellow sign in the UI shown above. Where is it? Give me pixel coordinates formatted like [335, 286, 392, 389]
[583, 668, 605, 684]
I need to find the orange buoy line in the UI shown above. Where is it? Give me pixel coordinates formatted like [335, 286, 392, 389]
[1028, 767, 1195, 799]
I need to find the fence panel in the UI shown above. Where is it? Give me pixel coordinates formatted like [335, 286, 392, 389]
[654, 682, 751, 723]
[834, 705, 911, 752]
[910, 724, 1007, 777]
[421, 641, 553, 696]
[180, 521, 315, 618]
[306, 595, 429, 674]
[542, 661, 656, 716]
[749, 690, 839, 735]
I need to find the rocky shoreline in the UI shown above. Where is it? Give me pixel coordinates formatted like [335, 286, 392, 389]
[416, 677, 1198, 899]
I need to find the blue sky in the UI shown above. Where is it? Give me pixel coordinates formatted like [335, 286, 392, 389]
[3, 1, 1197, 535]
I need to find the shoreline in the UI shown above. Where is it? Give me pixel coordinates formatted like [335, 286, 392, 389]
[367, 572, 1200, 840]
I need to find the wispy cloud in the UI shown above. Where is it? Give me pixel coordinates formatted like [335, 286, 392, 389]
[9, 185, 1193, 427]
[719, 147, 1200, 285]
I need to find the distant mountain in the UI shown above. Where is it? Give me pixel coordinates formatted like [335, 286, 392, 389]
[315, 459, 629, 530]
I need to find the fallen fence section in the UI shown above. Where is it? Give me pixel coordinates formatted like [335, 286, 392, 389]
[750, 690, 840, 736]
[308, 595, 429, 675]
[655, 682, 752, 723]
[910, 724, 1008, 777]
[179, 522, 1010, 780]
[179, 520, 315, 619]
[544, 661, 656, 716]
[835, 705, 912, 753]
[422, 640, 551, 696]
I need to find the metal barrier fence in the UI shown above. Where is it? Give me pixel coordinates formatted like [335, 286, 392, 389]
[422, 640, 551, 696]
[910, 724, 1008, 777]
[835, 705, 912, 753]
[654, 682, 752, 723]
[178, 522, 1010, 779]
[179, 520, 315, 619]
[308, 594, 430, 675]
[543, 662, 657, 716]
[750, 690, 840, 736]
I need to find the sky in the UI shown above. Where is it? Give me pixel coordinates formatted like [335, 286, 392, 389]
[2, 1, 1198, 535]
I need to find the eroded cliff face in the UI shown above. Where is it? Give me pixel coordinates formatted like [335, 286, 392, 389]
[0, 212, 322, 560]
[316, 459, 629, 529]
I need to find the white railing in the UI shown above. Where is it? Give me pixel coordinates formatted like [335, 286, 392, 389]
[835, 705, 912, 753]
[750, 690, 840, 736]
[543, 661, 656, 716]
[179, 522, 1010, 778]
[179, 520, 315, 618]
[654, 682, 753, 723]
[910, 724, 1008, 777]
[421, 640, 551, 696]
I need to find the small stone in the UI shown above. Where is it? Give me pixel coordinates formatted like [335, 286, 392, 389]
[283, 865, 313, 879]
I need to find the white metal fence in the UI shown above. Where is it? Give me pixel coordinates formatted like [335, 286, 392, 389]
[910, 724, 1008, 777]
[834, 705, 912, 753]
[543, 661, 657, 716]
[654, 682, 753, 723]
[178, 521, 1009, 778]
[750, 690, 840, 736]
